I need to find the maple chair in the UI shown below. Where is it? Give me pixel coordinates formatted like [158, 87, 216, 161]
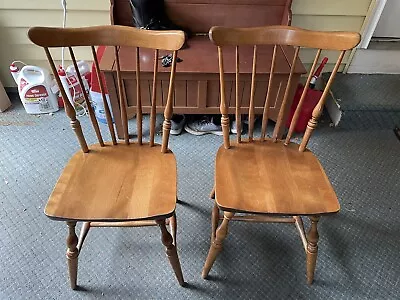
[202, 26, 360, 284]
[28, 25, 186, 289]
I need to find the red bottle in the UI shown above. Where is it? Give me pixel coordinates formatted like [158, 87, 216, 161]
[286, 57, 329, 133]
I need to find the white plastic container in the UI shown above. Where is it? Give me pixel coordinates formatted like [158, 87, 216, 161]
[58, 67, 88, 114]
[89, 65, 113, 124]
[11, 64, 59, 114]
[66, 60, 91, 86]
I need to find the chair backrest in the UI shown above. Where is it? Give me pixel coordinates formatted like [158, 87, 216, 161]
[28, 25, 185, 153]
[209, 25, 361, 151]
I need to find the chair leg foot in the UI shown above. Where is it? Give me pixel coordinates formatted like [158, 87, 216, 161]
[306, 215, 320, 285]
[156, 218, 185, 286]
[202, 211, 234, 279]
[66, 221, 79, 290]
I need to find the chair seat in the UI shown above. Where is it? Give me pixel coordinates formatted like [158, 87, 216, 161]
[215, 140, 340, 215]
[45, 143, 177, 221]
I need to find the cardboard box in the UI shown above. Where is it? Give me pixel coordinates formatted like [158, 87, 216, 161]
[0, 81, 11, 112]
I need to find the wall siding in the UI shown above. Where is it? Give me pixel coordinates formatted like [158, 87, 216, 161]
[0, 0, 371, 86]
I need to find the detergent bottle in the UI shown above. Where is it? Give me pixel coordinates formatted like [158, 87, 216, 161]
[10, 63, 59, 114]
[58, 66, 88, 115]
[66, 61, 91, 88]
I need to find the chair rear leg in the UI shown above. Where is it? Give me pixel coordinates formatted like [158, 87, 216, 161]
[66, 221, 79, 290]
[202, 211, 234, 279]
[77, 222, 90, 251]
[156, 218, 185, 286]
[306, 215, 320, 284]
[209, 185, 216, 199]
[169, 213, 177, 246]
[211, 202, 220, 243]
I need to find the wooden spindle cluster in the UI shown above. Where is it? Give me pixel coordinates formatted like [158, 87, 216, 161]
[92, 46, 117, 145]
[284, 49, 322, 145]
[69, 47, 104, 147]
[272, 46, 299, 142]
[261, 45, 277, 141]
[114, 46, 130, 145]
[45, 48, 89, 153]
[210, 26, 359, 152]
[298, 51, 346, 151]
[248, 45, 257, 141]
[36, 29, 182, 154]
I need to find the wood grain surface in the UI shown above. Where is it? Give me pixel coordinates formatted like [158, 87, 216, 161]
[45, 143, 177, 221]
[209, 25, 361, 50]
[215, 140, 340, 215]
[28, 25, 185, 50]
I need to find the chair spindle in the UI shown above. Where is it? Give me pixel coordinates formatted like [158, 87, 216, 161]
[217, 46, 230, 149]
[285, 49, 322, 145]
[150, 49, 159, 147]
[248, 45, 257, 142]
[261, 44, 277, 141]
[45, 47, 89, 153]
[235, 46, 241, 143]
[272, 46, 300, 142]
[69, 47, 104, 147]
[114, 46, 130, 145]
[136, 47, 143, 145]
[91, 46, 117, 145]
[161, 50, 178, 153]
[299, 51, 345, 152]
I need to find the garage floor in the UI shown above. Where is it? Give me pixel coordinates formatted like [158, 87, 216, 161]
[0, 89, 399, 299]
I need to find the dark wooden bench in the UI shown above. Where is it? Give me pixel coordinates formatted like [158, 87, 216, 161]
[100, 0, 306, 138]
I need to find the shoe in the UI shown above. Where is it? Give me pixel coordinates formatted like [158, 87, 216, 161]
[231, 115, 259, 134]
[170, 114, 185, 135]
[184, 116, 223, 136]
[231, 116, 247, 134]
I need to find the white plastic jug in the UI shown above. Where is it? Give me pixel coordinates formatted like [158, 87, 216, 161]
[66, 60, 91, 85]
[11, 65, 59, 114]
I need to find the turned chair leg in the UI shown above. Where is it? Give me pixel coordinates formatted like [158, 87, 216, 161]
[211, 202, 220, 243]
[66, 221, 79, 290]
[169, 213, 177, 246]
[202, 211, 234, 279]
[306, 215, 320, 284]
[156, 218, 185, 286]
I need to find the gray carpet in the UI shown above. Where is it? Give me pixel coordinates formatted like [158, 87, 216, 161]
[325, 73, 400, 111]
[0, 91, 399, 299]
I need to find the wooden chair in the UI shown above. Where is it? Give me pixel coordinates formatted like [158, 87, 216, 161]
[202, 26, 361, 284]
[28, 25, 186, 289]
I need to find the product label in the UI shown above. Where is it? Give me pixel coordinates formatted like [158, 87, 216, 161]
[67, 75, 87, 112]
[24, 85, 49, 101]
[24, 85, 53, 112]
[19, 78, 29, 92]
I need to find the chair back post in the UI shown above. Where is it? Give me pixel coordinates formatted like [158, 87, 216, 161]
[298, 50, 345, 151]
[217, 46, 231, 149]
[161, 50, 178, 153]
[69, 47, 104, 147]
[28, 26, 185, 151]
[150, 49, 159, 147]
[209, 25, 360, 148]
[114, 46, 130, 144]
[44, 48, 89, 153]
